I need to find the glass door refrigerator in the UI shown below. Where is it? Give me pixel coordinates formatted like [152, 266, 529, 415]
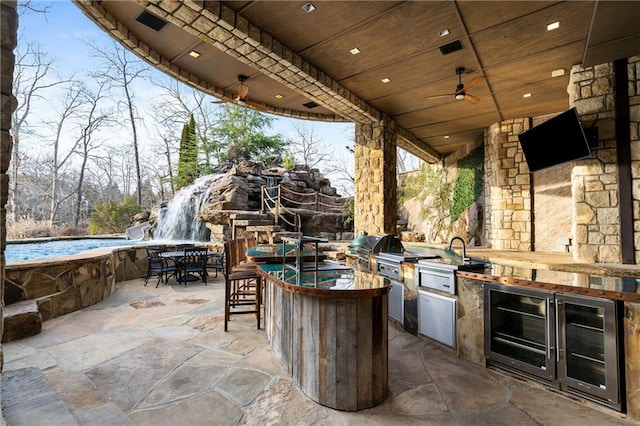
[484, 284, 555, 382]
[556, 294, 622, 410]
[485, 284, 623, 411]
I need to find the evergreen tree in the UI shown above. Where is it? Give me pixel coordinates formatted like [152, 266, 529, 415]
[176, 115, 199, 189]
[211, 104, 286, 164]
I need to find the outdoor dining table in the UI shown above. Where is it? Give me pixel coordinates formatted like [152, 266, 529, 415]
[160, 250, 222, 283]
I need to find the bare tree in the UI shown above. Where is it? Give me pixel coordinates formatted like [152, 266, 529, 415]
[45, 83, 83, 227]
[72, 81, 112, 227]
[324, 144, 354, 197]
[18, 1, 52, 15]
[87, 39, 147, 205]
[151, 77, 220, 169]
[289, 124, 330, 169]
[9, 42, 72, 222]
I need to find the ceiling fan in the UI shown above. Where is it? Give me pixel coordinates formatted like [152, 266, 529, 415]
[212, 75, 270, 112]
[425, 67, 485, 105]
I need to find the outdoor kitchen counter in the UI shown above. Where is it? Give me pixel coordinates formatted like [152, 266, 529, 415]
[258, 264, 390, 411]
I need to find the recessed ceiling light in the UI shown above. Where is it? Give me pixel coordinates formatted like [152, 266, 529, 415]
[350, 47, 361, 55]
[301, 2, 316, 13]
[547, 21, 560, 31]
[438, 28, 450, 37]
[444, 135, 450, 139]
[523, 93, 532, 98]
[188, 50, 200, 58]
[275, 94, 284, 99]
[381, 77, 391, 83]
[551, 68, 565, 77]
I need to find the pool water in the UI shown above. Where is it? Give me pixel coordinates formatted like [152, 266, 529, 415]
[5, 238, 137, 263]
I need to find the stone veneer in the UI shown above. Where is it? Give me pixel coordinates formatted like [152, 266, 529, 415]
[570, 62, 623, 262]
[354, 118, 398, 235]
[1, 0, 18, 371]
[483, 118, 532, 250]
[632, 57, 640, 263]
[4, 246, 149, 322]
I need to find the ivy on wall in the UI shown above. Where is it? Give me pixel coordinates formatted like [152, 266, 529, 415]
[451, 145, 484, 222]
[398, 163, 453, 239]
[397, 145, 484, 241]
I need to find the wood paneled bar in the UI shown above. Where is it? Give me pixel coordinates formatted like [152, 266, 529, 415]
[258, 264, 390, 411]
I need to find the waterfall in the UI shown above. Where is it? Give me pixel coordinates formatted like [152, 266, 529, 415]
[154, 175, 221, 241]
[265, 176, 278, 197]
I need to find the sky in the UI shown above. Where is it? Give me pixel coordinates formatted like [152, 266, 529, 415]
[16, 1, 358, 193]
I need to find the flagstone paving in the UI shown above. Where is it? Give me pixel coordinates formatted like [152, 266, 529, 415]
[2, 277, 637, 425]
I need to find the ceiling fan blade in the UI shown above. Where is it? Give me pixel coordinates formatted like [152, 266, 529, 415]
[245, 100, 270, 112]
[464, 93, 481, 104]
[425, 93, 455, 100]
[463, 76, 485, 91]
[212, 95, 236, 104]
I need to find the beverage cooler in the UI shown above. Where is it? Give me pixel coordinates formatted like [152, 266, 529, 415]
[484, 284, 623, 411]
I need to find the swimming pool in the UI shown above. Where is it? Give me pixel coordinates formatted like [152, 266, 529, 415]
[5, 238, 138, 263]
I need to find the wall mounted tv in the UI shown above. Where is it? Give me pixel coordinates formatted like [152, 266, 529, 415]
[518, 107, 592, 172]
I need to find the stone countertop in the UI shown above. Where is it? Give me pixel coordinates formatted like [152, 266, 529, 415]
[404, 243, 640, 279]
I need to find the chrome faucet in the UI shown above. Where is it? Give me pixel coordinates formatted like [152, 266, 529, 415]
[448, 236, 469, 261]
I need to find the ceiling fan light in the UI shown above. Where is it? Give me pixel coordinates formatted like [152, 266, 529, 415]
[455, 93, 465, 100]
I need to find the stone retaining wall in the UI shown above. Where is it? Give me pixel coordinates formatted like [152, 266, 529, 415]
[4, 246, 148, 322]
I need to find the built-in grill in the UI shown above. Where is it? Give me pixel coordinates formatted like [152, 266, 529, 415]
[357, 234, 439, 280]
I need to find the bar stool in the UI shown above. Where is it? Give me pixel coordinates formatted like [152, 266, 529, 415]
[223, 239, 262, 331]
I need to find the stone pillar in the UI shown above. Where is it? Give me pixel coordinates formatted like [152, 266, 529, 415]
[1, 0, 18, 371]
[354, 117, 397, 235]
[629, 56, 640, 263]
[569, 63, 623, 263]
[483, 119, 532, 250]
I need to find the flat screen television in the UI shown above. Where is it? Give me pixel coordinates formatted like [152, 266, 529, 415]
[518, 107, 592, 172]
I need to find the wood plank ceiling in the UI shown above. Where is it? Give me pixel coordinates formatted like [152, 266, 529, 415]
[77, 1, 640, 161]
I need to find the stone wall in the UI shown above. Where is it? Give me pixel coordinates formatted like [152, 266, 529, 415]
[354, 117, 397, 235]
[483, 118, 532, 250]
[1, 0, 18, 372]
[630, 56, 640, 263]
[569, 62, 621, 262]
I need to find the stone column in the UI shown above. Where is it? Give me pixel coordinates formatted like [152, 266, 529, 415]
[569, 63, 622, 263]
[354, 117, 397, 235]
[629, 56, 640, 262]
[483, 119, 532, 250]
[1, 0, 18, 371]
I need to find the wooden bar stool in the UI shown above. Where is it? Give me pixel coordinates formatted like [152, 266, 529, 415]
[223, 239, 262, 331]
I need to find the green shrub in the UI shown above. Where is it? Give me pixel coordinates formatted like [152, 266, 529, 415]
[88, 196, 142, 234]
[282, 152, 296, 171]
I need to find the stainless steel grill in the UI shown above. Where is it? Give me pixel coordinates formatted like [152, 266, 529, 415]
[357, 234, 439, 280]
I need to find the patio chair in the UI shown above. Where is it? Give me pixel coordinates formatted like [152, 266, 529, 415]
[177, 247, 208, 286]
[206, 252, 224, 278]
[144, 245, 178, 288]
[223, 239, 262, 331]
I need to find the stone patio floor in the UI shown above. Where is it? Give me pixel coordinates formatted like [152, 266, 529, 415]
[2, 276, 637, 425]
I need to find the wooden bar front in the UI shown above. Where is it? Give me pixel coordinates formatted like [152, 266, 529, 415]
[259, 266, 390, 411]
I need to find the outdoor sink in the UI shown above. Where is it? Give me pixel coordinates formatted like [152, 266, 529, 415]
[417, 257, 487, 272]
